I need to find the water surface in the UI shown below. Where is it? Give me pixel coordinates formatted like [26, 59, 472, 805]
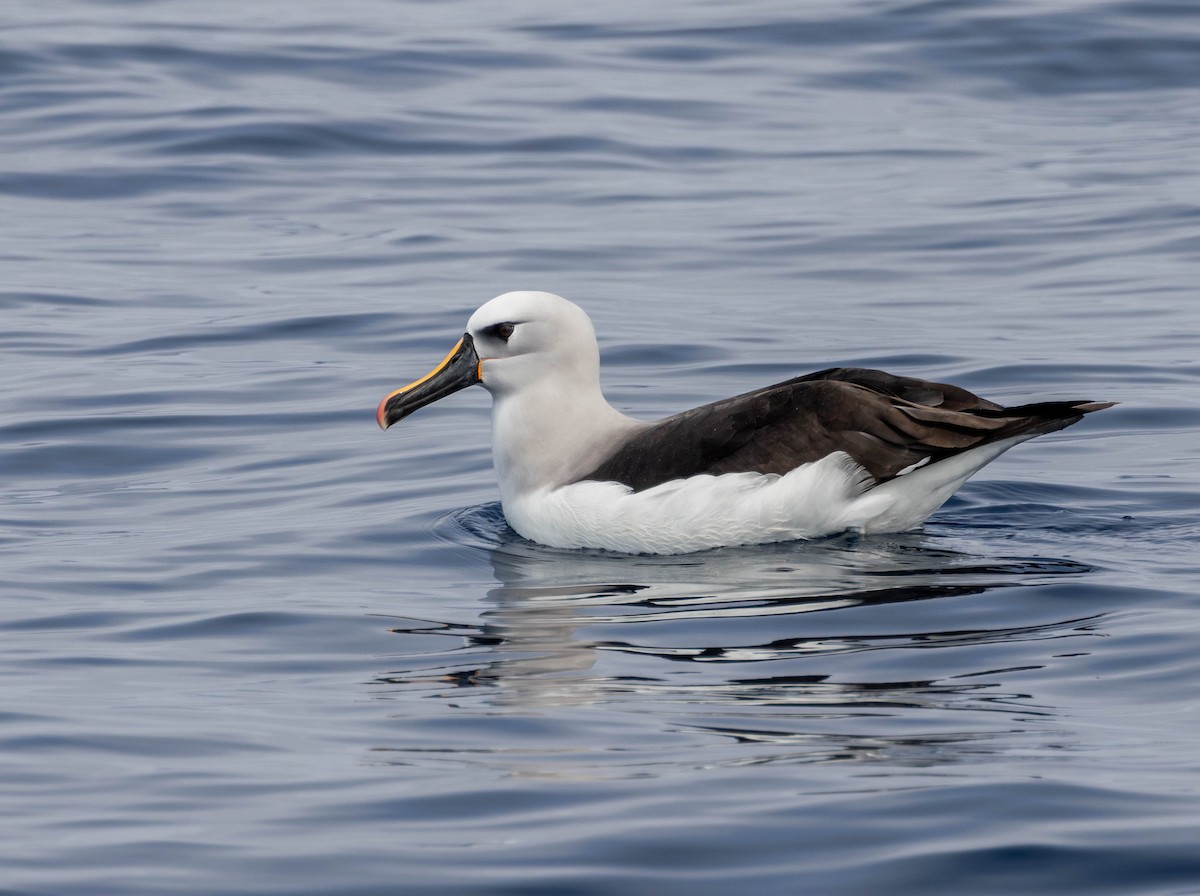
[3, 1, 1200, 893]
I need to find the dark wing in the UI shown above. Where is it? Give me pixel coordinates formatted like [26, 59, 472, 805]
[792, 367, 1004, 412]
[580, 367, 1112, 492]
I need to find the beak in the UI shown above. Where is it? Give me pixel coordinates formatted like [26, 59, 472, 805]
[376, 333, 481, 430]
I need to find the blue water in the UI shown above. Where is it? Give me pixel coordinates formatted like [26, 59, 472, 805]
[3, 1, 1200, 893]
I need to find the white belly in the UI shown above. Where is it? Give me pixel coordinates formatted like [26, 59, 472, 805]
[499, 434, 1032, 555]
[502, 452, 894, 554]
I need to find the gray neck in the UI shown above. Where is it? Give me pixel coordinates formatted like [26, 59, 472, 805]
[489, 380, 644, 502]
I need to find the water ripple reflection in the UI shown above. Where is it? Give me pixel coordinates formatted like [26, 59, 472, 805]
[376, 505, 1111, 764]
[5, 0, 1200, 891]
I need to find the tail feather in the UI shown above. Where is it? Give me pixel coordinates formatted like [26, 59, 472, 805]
[979, 399, 1116, 439]
[858, 399, 1114, 533]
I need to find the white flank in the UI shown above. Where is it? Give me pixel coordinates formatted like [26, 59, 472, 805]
[505, 452, 888, 554]
[504, 435, 1031, 554]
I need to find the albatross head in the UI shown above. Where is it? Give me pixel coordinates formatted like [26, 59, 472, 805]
[376, 291, 601, 429]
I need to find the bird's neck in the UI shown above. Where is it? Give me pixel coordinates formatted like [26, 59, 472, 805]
[489, 379, 640, 502]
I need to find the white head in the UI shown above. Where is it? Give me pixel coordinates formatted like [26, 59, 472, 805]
[467, 291, 601, 397]
[376, 291, 603, 429]
[377, 290, 639, 500]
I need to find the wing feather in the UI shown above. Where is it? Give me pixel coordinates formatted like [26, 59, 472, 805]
[580, 367, 1110, 492]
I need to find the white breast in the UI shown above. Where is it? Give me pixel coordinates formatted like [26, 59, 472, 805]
[502, 452, 896, 554]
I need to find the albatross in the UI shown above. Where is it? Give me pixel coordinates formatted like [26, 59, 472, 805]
[376, 291, 1112, 554]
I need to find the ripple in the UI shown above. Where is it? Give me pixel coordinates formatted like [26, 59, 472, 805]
[3, 1, 1200, 894]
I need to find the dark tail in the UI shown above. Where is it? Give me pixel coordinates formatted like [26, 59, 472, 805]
[983, 399, 1116, 439]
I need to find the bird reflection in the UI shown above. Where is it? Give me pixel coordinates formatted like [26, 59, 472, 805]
[378, 511, 1103, 724]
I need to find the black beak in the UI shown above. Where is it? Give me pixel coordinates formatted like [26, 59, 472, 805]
[376, 333, 480, 430]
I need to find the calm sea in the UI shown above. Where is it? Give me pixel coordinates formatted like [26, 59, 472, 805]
[3, 1, 1199, 893]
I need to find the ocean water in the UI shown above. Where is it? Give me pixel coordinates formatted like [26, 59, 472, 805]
[3, 1, 1200, 893]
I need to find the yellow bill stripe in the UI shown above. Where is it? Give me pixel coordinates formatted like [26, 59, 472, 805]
[376, 337, 465, 429]
[385, 337, 464, 401]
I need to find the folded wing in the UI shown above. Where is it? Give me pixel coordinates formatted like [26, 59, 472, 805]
[581, 367, 1112, 492]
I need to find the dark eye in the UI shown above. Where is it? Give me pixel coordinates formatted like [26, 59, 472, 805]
[486, 322, 516, 342]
